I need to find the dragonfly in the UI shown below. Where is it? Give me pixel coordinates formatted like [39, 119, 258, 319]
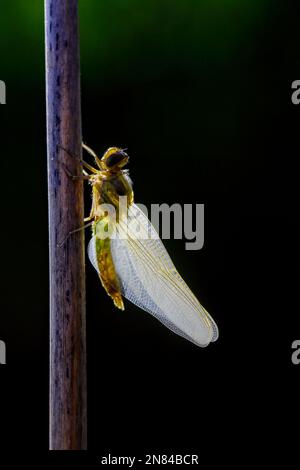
[64, 143, 218, 347]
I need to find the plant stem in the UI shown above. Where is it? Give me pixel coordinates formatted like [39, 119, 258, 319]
[45, 0, 87, 450]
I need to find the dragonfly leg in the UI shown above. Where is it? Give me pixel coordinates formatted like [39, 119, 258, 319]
[60, 161, 92, 180]
[84, 215, 94, 222]
[59, 144, 99, 174]
[82, 142, 103, 170]
[83, 199, 96, 223]
[57, 221, 94, 248]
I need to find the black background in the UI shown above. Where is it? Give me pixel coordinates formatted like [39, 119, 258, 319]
[0, 0, 299, 465]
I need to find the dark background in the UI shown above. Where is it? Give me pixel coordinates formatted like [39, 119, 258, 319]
[0, 0, 299, 464]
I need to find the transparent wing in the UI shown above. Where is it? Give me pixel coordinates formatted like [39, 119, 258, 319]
[88, 203, 218, 347]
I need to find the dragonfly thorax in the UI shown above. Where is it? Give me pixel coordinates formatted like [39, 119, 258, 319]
[92, 171, 134, 215]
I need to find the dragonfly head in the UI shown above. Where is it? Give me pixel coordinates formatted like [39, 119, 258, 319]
[101, 147, 129, 171]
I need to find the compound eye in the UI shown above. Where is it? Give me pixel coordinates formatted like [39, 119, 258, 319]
[105, 152, 125, 168]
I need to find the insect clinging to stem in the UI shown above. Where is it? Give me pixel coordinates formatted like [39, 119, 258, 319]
[60, 143, 218, 347]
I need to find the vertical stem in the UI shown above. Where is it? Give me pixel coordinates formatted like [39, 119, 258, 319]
[45, 0, 87, 450]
